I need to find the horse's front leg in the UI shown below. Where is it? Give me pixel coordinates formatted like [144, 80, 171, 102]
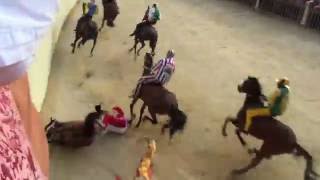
[236, 129, 247, 147]
[71, 34, 80, 53]
[90, 37, 97, 57]
[136, 103, 146, 128]
[222, 116, 236, 136]
[129, 97, 139, 124]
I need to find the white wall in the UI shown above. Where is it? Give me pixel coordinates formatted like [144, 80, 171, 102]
[28, 0, 79, 111]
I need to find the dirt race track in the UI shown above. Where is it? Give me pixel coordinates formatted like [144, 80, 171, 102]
[41, 0, 320, 179]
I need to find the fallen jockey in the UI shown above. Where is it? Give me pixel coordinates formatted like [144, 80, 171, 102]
[130, 3, 161, 36]
[244, 77, 290, 132]
[76, 0, 98, 31]
[134, 138, 157, 180]
[130, 49, 175, 99]
[95, 106, 129, 134]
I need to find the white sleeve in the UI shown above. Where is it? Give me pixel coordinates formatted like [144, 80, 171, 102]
[0, 0, 58, 84]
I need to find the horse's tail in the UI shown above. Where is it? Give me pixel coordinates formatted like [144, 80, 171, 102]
[294, 143, 319, 180]
[168, 105, 187, 138]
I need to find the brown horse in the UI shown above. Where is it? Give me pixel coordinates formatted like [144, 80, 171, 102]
[129, 23, 158, 56]
[100, 0, 120, 30]
[129, 53, 187, 140]
[45, 105, 103, 147]
[71, 19, 98, 57]
[222, 76, 318, 180]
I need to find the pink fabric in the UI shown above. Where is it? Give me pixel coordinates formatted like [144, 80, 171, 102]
[0, 85, 46, 180]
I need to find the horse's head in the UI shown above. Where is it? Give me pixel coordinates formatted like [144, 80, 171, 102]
[45, 117, 59, 143]
[144, 53, 153, 68]
[238, 76, 262, 97]
[84, 112, 100, 137]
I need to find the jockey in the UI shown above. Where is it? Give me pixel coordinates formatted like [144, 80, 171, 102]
[244, 77, 290, 132]
[130, 49, 176, 99]
[96, 106, 129, 134]
[76, 0, 98, 30]
[145, 4, 161, 24]
[130, 4, 161, 36]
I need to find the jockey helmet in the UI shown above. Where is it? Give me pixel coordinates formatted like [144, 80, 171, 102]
[166, 49, 175, 58]
[276, 77, 290, 87]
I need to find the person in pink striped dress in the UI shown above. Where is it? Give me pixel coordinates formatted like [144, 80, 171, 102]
[130, 49, 176, 99]
[0, 0, 58, 179]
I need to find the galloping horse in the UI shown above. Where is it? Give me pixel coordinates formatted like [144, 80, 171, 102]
[129, 24, 158, 56]
[129, 53, 187, 140]
[222, 76, 318, 180]
[45, 106, 102, 147]
[71, 19, 98, 56]
[100, 0, 119, 30]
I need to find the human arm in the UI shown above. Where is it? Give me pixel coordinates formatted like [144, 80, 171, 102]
[9, 73, 49, 177]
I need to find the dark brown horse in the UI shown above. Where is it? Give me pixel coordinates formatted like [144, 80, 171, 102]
[45, 105, 103, 147]
[129, 23, 158, 56]
[71, 19, 98, 57]
[129, 53, 187, 140]
[100, 0, 120, 30]
[222, 76, 318, 180]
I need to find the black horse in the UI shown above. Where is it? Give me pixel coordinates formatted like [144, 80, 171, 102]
[100, 0, 119, 30]
[129, 23, 158, 56]
[71, 18, 98, 56]
[45, 105, 103, 147]
[222, 76, 318, 180]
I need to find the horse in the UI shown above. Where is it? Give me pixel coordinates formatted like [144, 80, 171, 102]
[129, 23, 158, 56]
[100, 0, 120, 30]
[222, 76, 318, 180]
[71, 19, 98, 57]
[129, 54, 187, 140]
[45, 107, 102, 148]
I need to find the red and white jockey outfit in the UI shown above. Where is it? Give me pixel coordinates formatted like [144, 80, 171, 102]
[97, 106, 128, 134]
[133, 57, 175, 98]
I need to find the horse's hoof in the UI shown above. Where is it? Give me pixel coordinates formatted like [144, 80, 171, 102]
[231, 169, 243, 175]
[222, 131, 228, 137]
[135, 125, 140, 128]
[90, 54, 93, 57]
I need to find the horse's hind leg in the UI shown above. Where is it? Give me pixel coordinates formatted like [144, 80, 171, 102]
[136, 103, 146, 128]
[137, 40, 145, 56]
[143, 107, 158, 125]
[150, 40, 157, 56]
[294, 143, 319, 180]
[232, 154, 264, 175]
[129, 38, 138, 54]
[99, 18, 105, 31]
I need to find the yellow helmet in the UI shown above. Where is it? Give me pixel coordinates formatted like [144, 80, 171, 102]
[276, 77, 290, 87]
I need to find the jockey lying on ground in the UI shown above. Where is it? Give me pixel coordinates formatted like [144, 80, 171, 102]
[130, 4, 161, 36]
[131, 49, 175, 99]
[244, 77, 290, 132]
[95, 106, 129, 134]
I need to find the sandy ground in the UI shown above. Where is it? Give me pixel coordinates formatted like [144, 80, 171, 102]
[41, 0, 320, 179]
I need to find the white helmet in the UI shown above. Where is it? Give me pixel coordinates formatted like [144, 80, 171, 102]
[166, 49, 175, 58]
